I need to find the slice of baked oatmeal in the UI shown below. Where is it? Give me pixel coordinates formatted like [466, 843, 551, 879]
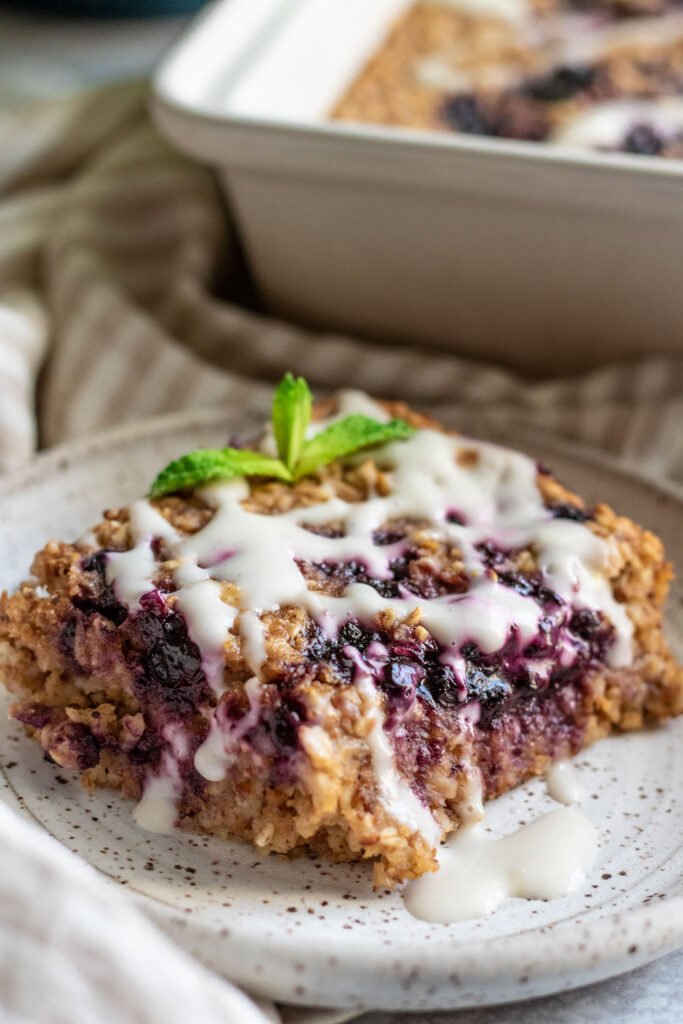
[1, 382, 681, 885]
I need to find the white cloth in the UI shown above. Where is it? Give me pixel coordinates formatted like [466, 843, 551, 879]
[0, 804, 271, 1024]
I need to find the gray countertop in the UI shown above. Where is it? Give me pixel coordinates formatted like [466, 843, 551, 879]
[359, 947, 683, 1024]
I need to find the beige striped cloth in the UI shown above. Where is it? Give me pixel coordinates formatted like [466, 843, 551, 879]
[2, 81, 683, 483]
[0, 80, 681, 1024]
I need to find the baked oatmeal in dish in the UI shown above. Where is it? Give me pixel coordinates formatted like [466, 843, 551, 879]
[1, 377, 682, 886]
[333, 0, 683, 158]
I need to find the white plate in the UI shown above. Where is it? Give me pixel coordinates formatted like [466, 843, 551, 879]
[0, 408, 682, 1011]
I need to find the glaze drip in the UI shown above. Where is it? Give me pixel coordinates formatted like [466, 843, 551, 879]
[403, 806, 598, 923]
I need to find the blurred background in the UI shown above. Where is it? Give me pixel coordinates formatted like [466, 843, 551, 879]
[0, 1, 203, 103]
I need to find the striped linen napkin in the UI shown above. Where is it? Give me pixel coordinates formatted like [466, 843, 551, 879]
[1, 82, 682, 481]
[0, 80, 681, 1024]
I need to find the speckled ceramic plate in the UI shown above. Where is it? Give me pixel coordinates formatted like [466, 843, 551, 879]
[0, 408, 682, 1012]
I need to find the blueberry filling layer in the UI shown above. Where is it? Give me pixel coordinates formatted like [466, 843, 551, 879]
[62, 459, 621, 788]
[307, 588, 613, 733]
[60, 552, 312, 784]
[301, 549, 468, 601]
[128, 592, 210, 717]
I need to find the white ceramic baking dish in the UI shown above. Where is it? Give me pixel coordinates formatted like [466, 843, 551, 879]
[152, 0, 683, 376]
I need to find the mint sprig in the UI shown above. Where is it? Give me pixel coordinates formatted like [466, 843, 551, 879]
[272, 372, 312, 473]
[149, 374, 415, 498]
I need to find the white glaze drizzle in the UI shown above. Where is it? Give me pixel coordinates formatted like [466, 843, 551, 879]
[403, 807, 598, 923]
[460, 767, 485, 824]
[357, 675, 442, 848]
[107, 501, 178, 608]
[416, 55, 526, 94]
[76, 528, 98, 551]
[546, 759, 583, 806]
[561, 12, 683, 66]
[105, 390, 633, 841]
[237, 609, 269, 678]
[174, 580, 236, 696]
[194, 677, 262, 782]
[310, 388, 391, 430]
[437, 0, 529, 22]
[132, 771, 179, 834]
[550, 97, 683, 151]
[132, 723, 188, 834]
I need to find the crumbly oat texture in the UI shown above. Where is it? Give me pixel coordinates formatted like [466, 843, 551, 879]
[333, 0, 683, 158]
[1, 398, 682, 886]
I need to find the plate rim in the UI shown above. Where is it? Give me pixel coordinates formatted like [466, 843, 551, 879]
[1, 405, 682, 1010]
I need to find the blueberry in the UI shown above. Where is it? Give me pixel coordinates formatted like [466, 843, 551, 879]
[80, 551, 107, 575]
[311, 560, 400, 599]
[569, 608, 617, 662]
[497, 571, 536, 598]
[524, 611, 562, 658]
[130, 606, 209, 714]
[569, 608, 603, 641]
[441, 95, 495, 135]
[624, 124, 664, 156]
[138, 612, 203, 687]
[382, 661, 420, 702]
[461, 641, 481, 661]
[372, 528, 406, 546]
[265, 694, 307, 751]
[496, 571, 561, 607]
[476, 541, 506, 567]
[309, 619, 383, 682]
[337, 621, 377, 653]
[465, 664, 512, 709]
[522, 65, 596, 102]
[551, 503, 591, 523]
[388, 552, 416, 581]
[75, 551, 128, 626]
[418, 665, 461, 709]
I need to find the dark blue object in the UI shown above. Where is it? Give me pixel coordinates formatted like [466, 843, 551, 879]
[17, 0, 205, 17]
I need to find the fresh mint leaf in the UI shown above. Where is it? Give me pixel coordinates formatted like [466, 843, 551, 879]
[149, 448, 292, 498]
[148, 374, 416, 496]
[271, 372, 312, 473]
[294, 415, 415, 480]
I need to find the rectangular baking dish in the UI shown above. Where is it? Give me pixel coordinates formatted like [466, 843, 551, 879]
[152, 0, 683, 376]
